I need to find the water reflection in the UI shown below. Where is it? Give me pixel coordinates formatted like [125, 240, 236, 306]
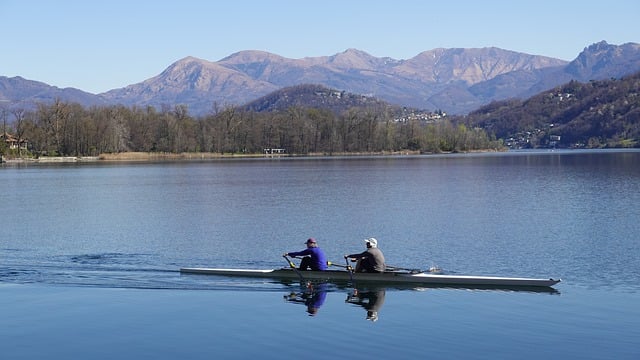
[283, 282, 329, 316]
[345, 288, 386, 322]
[282, 279, 560, 320]
[283, 282, 387, 320]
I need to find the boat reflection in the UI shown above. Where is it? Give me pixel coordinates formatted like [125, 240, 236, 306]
[282, 278, 559, 318]
[278, 278, 560, 295]
[345, 288, 386, 322]
[283, 282, 328, 316]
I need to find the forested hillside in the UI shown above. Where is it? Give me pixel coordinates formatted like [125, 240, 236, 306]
[1, 97, 501, 159]
[244, 84, 395, 114]
[461, 71, 640, 148]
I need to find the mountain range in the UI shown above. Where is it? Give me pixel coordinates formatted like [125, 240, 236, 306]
[1, 41, 639, 116]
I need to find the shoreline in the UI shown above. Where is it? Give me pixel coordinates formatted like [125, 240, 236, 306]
[0, 150, 447, 163]
[6, 149, 639, 164]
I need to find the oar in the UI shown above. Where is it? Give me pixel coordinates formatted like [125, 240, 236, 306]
[328, 261, 347, 268]
[344, 256, 357, 292]
[283, 255, 310, 288]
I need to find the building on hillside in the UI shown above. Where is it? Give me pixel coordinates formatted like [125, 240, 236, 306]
[1, 133, 29, 151]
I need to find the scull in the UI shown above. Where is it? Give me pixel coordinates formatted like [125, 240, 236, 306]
[179, 267, 561, 288]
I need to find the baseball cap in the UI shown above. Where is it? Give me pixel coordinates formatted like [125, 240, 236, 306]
[364, 237, 378, 248]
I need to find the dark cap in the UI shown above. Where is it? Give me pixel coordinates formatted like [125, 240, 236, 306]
[306, 238, 317, 244]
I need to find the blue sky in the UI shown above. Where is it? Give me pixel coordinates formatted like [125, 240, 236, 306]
[1, 0, 638, 94]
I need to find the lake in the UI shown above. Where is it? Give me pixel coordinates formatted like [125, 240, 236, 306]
[1, 149, 639, 359]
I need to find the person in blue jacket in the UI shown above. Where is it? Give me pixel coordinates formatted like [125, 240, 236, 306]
[285, 238, 328, 271]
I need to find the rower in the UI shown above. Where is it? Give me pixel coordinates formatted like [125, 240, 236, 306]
[284, 238, 328, 271]
[345, 237, 386, 273]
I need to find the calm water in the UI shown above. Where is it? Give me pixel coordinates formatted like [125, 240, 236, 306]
[1, 150, 639, 359]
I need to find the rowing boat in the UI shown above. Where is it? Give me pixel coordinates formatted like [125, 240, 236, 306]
[179, 267, 561, 288]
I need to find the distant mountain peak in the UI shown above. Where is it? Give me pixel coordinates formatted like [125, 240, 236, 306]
[164, 56, 211, 72]
[326, 48, 391, 70]
[586, 40, 612, 52]
[219, 50, 287, 64]
[177, 55, 206, 62]
[340, 48, 374, 57]
[567, 41, 640, 79]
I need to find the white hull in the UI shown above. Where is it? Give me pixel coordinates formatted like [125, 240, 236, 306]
[180, 267, 561, 288]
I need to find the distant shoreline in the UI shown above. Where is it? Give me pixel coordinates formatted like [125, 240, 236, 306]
[16, 149, 640, 164]
[2, 150, 437, 163]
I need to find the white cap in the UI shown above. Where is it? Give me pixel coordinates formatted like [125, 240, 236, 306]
[364, 237, 378, 248]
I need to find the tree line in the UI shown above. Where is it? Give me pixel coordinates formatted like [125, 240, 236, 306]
[1, 100, 503, 158]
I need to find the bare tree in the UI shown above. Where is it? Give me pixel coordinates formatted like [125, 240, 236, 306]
[11, 108, 27, 156]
